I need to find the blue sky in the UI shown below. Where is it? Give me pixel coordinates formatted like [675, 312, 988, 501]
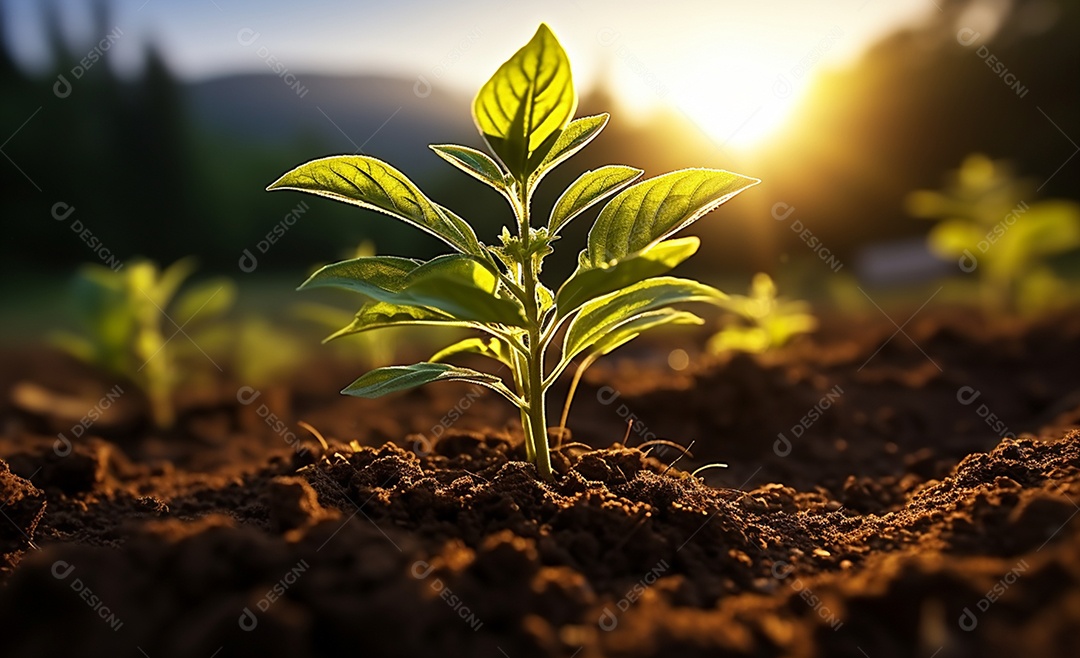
[3, 0, 936, 148]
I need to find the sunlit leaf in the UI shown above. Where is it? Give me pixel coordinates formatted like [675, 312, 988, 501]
[1013, 201, 1080, 257]
[430, 144, 508, 193]
[563, 276, 725, 360]
[430, 337, 512, 367]
[267, 155, 484, 256]
[587, 309, 703, 358]
[325, 302, 467, 342]
[549, 165, 642, 235]
[586, 168, 759, 268]
[300, 255, 525, 326]
[155, 257, 197, 307]
[342, 362, 501, 398]
[473, 24, 576, 179]
[531, 114, 609, 184]
[927, 219, 982, 259]
[401, 255, 526, 325]
[298, 256, 421, 295]
[556, 237, 700, 315]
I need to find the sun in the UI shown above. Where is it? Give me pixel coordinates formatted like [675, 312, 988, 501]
[669, 74, 812, 152]
[665, 53, 819, 153]
[604, 42, 820, 153]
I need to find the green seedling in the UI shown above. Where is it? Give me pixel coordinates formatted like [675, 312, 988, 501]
[707, 273, 816, 353]
[907, 153, 1080, 313]
[53, 258, 235, 428]
[267, 24, 758, 480]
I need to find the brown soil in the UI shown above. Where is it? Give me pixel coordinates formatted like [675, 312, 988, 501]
[1, 309, 1079, 658]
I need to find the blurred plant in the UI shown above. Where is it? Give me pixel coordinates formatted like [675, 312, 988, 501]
[707, 273, 817, 353]
[52, 258, 235, 427]
[292, 302, 396, 367]
[267, 24, 758, 480]
[195, 315, 309, 388]
[907, 153, 1080, 313]
[292, 240, 396, 366]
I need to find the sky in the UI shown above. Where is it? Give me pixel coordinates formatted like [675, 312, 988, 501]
[3, 0, 938, 149]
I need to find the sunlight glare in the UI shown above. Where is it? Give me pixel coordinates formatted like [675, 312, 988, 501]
[601, 24, 846, 153]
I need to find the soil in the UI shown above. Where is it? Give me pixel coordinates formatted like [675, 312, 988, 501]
[1, 309, 1079, 658]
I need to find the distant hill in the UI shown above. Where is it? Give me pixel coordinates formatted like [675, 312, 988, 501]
[185, 73, 479, 173]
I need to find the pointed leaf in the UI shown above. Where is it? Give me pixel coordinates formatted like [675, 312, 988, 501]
[556, 237, 700, 315]
[430, 144, 508, 193]
[473, 24, 576, 178]
[267, 155, 483, 256]
[564, 277, 726, 360]
[325, 302, 467, 342]
[430, 337, 512, 367]
[401, 255, 526, 325]
[589, 309, 704, 358]
[586, 168, 759, 268]
[300, 255, 526, 326]
[532, 114, 609, 184]
[342, 363, 501, 398]
[298, 256, 422, 295]
[549, 165, 643, 235]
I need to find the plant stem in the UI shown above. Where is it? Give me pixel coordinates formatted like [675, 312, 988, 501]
[516, 182, 554, 482]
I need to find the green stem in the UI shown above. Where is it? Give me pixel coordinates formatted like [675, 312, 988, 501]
[516, 182, 553, 482]
[510, 348, 534, 462]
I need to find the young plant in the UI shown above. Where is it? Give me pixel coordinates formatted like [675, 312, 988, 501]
[53, 258, 235, 428]
[907, 153, 1080, 313]
[707, 273, 816, 354]
[267, 24, 758, 480]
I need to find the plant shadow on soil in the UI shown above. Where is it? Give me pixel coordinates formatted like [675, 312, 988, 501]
[1, 309, 1079, 658]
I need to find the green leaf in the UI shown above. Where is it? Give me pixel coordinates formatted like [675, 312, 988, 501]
[532, 114, 609, 184]
[155, 257, 197, 307]
[342, 363, 501, 398]
[267, 155, 483, 256]
[563, 277, 726, 360]
[586, 168, 759, 268]
[430, 337, 512, 367]
[300, 255, 525, 326]
[473, 24, 576, 179]
[1013, 201, 1080, 257]
[298, 256, 422, 295]
[401, 256, 526, 326]
[588, 309, 704, 358]
[556, 237, 700, 315]
[325, 302, 466, 342]
[430, 144, 508, 193]
[549, 165, 643, 235]
[927, 219, 982, 259]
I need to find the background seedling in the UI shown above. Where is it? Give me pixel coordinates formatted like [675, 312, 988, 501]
[53, 258, 235, 428]
[707, 273, 817, 354]
[907, 153, 1080, 314]
[268, 24, 758, 480]
[292, 241, 402, 367]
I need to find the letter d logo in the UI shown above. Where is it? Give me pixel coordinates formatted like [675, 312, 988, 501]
[238, 607, 258, 631]
[958, 606, 978, 631]
[598, 607, 618, 631]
